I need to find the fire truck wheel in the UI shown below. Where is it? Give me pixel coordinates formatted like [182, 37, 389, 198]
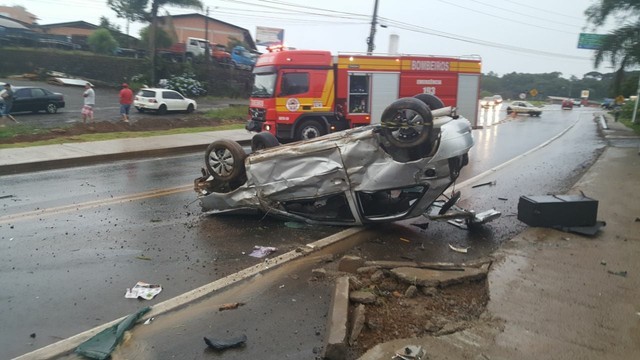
[413, 93, 445, 110]
[380, 98, 434, 149]
[204, 139, 247, 182]
[251, 132, 280, 152]
[295, 119, 326, 140]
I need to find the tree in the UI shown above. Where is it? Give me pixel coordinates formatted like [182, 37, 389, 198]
[108, 0, 148, 38]
[88, 28, 119, 55]
[148, 0, 203, 85]
[139, 25, 173, 49]
[585, 0, 640, 92]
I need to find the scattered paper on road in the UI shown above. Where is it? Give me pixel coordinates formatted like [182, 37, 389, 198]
[125, 281, 162, 300]
[249, 246, 277, 258]
[448, 244, 469, 254]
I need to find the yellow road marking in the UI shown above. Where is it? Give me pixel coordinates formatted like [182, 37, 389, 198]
[0, 185, 192, 224]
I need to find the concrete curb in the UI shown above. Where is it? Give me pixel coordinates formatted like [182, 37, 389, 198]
[0, 139, 251, 175]
[323, 276, 350, 360]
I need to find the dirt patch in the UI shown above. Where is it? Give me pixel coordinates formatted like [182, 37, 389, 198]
[0, 115, 245, 144]
[319, 257, 490, 360]
[348, 280, 488, 358]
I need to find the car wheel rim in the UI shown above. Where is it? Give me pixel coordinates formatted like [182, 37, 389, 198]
[301, 127, 320, 139]
[386, 110, 426, 142]
[209, 148, 235, 177]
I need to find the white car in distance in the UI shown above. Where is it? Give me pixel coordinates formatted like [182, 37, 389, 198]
[133, 88, 197, 115]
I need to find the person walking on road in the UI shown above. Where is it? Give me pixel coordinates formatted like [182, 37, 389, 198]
[81, 82, 95, 124]
[119, 83, 134, 123]
[1, 83, 18, 123]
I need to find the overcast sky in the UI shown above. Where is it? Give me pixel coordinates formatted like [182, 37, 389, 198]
[9, 0, 617, 78]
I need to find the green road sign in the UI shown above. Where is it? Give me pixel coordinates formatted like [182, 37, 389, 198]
[578, 33, 607, 50]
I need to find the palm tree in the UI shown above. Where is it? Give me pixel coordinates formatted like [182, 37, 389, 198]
[148, 0, 203, 84]
[585, 0, 640, 90]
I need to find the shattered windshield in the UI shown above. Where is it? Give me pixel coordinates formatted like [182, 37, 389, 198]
[252, 73, 276, 98]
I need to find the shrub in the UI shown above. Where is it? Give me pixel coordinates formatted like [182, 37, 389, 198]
[165, 72, 207, 97]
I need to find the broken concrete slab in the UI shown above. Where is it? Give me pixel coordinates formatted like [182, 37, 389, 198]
[338, 255, 365, 273]
[349, 304, 366, 346]
[391, 263, 490, 288]
[323, 276, 350, 360]
[349, 290, 377, 304]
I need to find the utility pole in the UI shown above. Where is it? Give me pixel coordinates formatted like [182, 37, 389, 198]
[632, 75, 640, 124]
[366, 0, 379, 55]
[204, 7, 210, 63]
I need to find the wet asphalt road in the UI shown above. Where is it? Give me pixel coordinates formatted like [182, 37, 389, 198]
[0, 105, 604, 359]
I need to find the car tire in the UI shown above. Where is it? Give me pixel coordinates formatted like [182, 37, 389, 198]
[251, 132, 280, 152]
[204, 139, 247, 182]
[136, 107, 144, 113]
[413, 93, 445, 110]
[379, 97, 433, 149]
[46, 103, 58, 114]
[295, 119, 325, 140]
[506, 108, 513, 114]
[186, 104, 194, 114]
[157, 104, 167, 115]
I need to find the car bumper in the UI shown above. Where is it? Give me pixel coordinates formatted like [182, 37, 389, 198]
[133, 101, 160, 110]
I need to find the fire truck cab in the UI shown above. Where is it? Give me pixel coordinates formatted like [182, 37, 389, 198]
[246, 49, 481, 142]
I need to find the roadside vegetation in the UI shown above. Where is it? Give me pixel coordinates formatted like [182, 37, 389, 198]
[0, 105, 247, 149]
[615, 102, 640, 135]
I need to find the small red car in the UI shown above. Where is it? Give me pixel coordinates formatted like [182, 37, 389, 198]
[561, 99, 574, 110]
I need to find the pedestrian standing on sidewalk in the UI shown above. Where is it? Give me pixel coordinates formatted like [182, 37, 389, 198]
[119, 83, 134, 123]
[1, 83, 18, 123]
[81, 82, 95, 124]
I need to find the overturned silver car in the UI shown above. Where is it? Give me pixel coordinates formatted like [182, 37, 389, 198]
[194, 96, 477, 226]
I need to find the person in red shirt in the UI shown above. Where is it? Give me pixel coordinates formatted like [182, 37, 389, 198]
[119, 83, 134, 123]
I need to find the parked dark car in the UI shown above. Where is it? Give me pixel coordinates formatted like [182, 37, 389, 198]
[7, 86, 65, 114]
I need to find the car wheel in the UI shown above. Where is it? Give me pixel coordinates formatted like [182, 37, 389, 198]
[186, 104, 194, 114]
[157, 104, 167, 115]
[413, 93, 445, 110]
[136, 107, 144, 113]
[506, 108, 513, 114]
[251, 132, 280, 152]
[46, 103, 58, 114]
[204, 139, 247, 182]
[295, 119, 325, 140]
[380, 97, 433, 149]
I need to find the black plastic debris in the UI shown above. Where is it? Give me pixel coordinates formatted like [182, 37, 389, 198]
[607, 270, 628, 277]
[392, 345, 425, 360]
[410, 222, 429, 230]
[204, 334, 247, 351]
[553, 221, 606, 236]
[518, 194, 599, 228]
[471, 180, 496, 188]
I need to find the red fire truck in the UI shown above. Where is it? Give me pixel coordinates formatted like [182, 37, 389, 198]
[245, 49, 482, 141]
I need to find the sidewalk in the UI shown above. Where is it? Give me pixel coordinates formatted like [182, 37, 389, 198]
[0, 128, 252, 175]
[359, 116, 640, 359]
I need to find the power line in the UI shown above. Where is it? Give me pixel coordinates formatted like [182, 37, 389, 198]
[507, 0, 586, 22]
[216, 0, 592, 61]
[434, 0, 579, 35]
[466, 0, 585, 28]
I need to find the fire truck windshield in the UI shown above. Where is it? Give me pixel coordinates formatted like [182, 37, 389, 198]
[252, 73, 277, 98]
